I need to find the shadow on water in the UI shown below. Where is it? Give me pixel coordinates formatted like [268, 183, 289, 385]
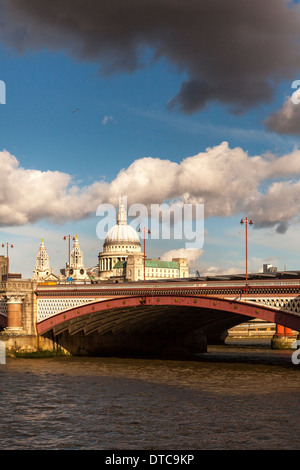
[11, 337, 298, 368]
[191, 337, 298, 368]
[54, 338, 298, 369]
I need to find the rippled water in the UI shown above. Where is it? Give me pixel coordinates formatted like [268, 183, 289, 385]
[0, 340, 299, 450]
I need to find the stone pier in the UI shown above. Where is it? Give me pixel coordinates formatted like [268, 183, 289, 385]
[0, 279, 62, 356]
[271, 324, 297, 349]
[4, 292, 25, 331]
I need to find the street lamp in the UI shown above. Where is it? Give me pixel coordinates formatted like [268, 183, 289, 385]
[138, 227, 151, 282]
[240, 217, 253, 285]
[63, 235, 75, 280]
[2, 242, 13, 281]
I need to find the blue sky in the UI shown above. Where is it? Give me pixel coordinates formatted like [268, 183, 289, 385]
[1, 0, 300, 278]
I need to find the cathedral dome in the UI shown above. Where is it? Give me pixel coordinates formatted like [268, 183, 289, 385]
[104, 197, 141, 247]
[105, 223, 140, 244]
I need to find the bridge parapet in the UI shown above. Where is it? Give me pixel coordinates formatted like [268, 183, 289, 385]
[35, 282, 300, 324]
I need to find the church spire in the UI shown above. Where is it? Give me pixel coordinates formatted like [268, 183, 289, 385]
[117, 195, 127, 225]
[70, 235, 84, 267]
[68, 235, 89, 281]
[32, 238, 53, 281]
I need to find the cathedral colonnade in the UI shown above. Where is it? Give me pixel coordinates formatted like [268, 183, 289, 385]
[99, 256, 127, 272]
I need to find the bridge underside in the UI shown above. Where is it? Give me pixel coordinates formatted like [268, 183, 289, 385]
[46, 305, 253, 355]
[37, 295, 299, 356]
[42, 305, 251, 356]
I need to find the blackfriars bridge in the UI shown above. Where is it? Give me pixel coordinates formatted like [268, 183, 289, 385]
[1, 275, 300, 356]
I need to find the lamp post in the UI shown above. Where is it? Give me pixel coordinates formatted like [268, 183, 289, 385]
[63, 235, 75, 279]
[240, 217, 253, 286]
[138, 227, 151, 282]
[2, 242, 13, 281]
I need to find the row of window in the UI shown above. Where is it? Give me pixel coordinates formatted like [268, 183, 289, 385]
[105, 245, 138, 251]
[147, 269, 178, 273]
[125, 269, 179, 278]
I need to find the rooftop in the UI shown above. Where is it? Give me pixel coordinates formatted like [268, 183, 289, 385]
[113, 259, 179, 270]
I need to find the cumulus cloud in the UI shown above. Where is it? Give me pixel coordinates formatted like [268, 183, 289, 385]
[246, 179, 300, 232]
[2, 142, 300, 232]
[1, 0, 300, 114]
[265, 88, 300, 134]
[108, 142, 300, 232]
[160, 248, 203, 271]
[0, 150, 109, 226]
[109, 157, 179, 205]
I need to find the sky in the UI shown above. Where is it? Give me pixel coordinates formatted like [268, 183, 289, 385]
[1, 0, 300, 278]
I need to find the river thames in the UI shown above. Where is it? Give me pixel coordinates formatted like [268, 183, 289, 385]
[0, 339, 299, 451]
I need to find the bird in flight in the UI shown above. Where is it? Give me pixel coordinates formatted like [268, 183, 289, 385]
[73, 108, 79, 114]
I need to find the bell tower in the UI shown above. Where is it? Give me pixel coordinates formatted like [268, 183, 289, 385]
[32, 239, 53, 281]
[69, 236, 89, 281]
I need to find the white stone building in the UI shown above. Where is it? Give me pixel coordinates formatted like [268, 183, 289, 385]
[32, 239, 57, 281]
[32, 199, 189, 284]
[33, 236, 89, 283]
[62, 235, 90, 282]
[98, 197, 142, 279]
[98, 198, 189, 281]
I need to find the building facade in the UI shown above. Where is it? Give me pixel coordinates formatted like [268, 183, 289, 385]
[30, 197, 189, 284]
[114, 256, 189, 281]
[98, 197, 189, 281]
[33, 236, 89, 283]
[98, 198, 142, 280]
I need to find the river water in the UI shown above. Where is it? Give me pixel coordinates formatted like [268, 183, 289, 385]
[0, 339, 299, 451]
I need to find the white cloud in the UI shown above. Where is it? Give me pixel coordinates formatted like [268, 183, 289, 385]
[0, 149, 109, 226]
[2, 142, 300, 233]
[160, 248, 203, 271]
[102, 114, 115, 125]
[108, 157, 179, 205]
[264, 88, 300, 135]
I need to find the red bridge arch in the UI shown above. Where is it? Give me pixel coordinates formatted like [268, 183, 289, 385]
[36, 294, 300, 337]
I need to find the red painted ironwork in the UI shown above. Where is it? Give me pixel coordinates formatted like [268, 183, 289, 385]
[36, 294, 300, 335]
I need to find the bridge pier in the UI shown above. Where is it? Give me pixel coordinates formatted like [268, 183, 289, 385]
[4, 293, 25, 332]
[205, 329, 229, 345]
[271, 324, 296, 349]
